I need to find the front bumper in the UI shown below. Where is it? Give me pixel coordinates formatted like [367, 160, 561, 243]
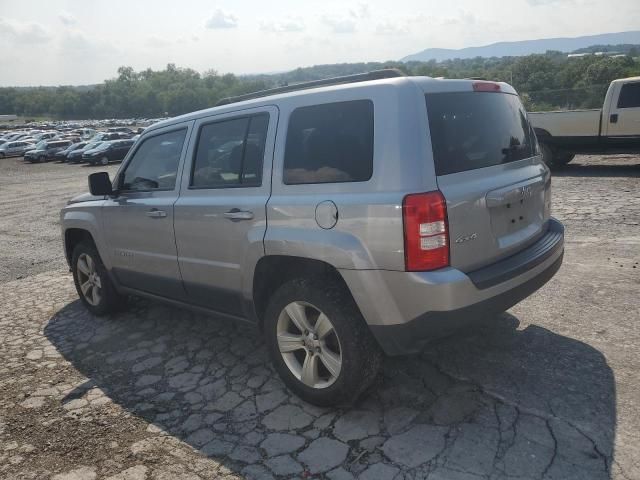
[340, 218, 564, 355]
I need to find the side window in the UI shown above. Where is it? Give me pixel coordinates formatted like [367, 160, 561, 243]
[617, 83, 640, 108]
[191, 113, 269, 189]
[121, 129, 187, 192]
[283, 100, 374, 185]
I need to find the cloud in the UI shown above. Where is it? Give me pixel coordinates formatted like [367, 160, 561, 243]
[205, 9, 238, 29]
[441, 10, 477, 26]
[58, 32, 118, 59]
[0, 17, 51, 44]
[375, 20, 409, 35]
[58, 12, 77, 26]
[260, 17, 305, 33]
[525, 0, 567, 4]
[349, 3, 370, 19]
[322, 16, 357, 34]
[145, 35, 172, 48]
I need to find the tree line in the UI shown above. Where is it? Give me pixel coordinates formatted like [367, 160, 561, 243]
[1, 49, 638, 119]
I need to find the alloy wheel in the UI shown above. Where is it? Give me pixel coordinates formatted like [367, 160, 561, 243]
[276, 301, 342, 389]
[76, 253, 102, 306]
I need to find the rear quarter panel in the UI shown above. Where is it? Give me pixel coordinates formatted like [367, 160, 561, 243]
[264, 79, 437, 271]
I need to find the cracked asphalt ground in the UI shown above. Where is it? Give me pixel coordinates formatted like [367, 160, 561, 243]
[0, 155, 638, 480]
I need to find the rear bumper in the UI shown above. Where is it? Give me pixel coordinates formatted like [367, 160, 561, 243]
[340, 218, 564, 355]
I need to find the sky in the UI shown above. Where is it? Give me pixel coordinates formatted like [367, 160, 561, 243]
[0, 0, 639, 87]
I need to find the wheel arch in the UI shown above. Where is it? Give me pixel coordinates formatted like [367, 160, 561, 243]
[251, 255, 356, 329]
[533, 127, 552, 140]
[64, 228, 97, 267]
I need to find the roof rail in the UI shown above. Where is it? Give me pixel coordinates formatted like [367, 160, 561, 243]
[215, 69, 406, 106]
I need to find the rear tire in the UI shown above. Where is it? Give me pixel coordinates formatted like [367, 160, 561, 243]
[540, 143, 573, 169]
[263, 277, 382, 406]
[71, 242, 125, 316]
[554, 152, 575, 166]
[101, 156, 109, 165]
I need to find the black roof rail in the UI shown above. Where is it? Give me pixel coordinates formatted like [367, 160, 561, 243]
[215, 69, 406, 106]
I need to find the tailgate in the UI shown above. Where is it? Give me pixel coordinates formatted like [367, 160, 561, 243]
[437, 163, 550, 272]
[425, 89, 551, 272]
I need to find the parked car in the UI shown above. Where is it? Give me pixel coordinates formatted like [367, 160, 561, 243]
[61, 70, 564, 406]
[32, 131, 59, 142]
[529, 76, 640, 167]
[107, 127, 134, 134]
[89, 132, 130, 143]
[1, 132, 27, 142]
[0, 140, 36, 157]
[68, 141, 105, 164]
[24, 140, 72, 163]
[82, 139, 134, 165]
[54, 142, 87, 162]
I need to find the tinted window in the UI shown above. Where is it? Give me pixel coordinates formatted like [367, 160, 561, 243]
[191, 113, 269, 189]
[426, 92, 534, 176]
[617, 82, 640, 108]
[284, 100, 374, 185]
[121, 129, 187, 191]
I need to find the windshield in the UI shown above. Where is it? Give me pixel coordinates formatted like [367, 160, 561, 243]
[35, 140, 47, 150]
[426, 92, 535, 175]
[95, 142, 111, 150]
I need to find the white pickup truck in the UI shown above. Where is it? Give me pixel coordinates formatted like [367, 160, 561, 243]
[529, 77, 640, 167]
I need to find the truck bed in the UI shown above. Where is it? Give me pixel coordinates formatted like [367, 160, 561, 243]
[528, 109, 601, 137]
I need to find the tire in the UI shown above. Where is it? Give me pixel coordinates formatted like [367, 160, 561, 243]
[264, 277, 382, 406]
[540, 143, 573, 169]
[71, 242, 124, 316]
[101, 156, 109, 165]
[554, 152, 575, 166]
[39, 155, 46, 163]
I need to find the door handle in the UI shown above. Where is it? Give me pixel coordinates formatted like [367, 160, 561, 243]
[610, 113, 618, 124]
[146, 209, 167, 218]
[223, 209, 254, 220]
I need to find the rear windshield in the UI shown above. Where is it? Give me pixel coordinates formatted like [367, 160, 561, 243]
[426, 92, 535, 175]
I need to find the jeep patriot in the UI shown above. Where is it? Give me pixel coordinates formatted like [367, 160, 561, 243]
[61, 70, 564, 405]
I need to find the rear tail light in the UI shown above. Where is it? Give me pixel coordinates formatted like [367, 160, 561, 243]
[402, 191, 449, 271]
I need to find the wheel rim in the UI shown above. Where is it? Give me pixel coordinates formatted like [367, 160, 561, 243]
[276, 301, 342, 389]
[101, 157, 108, 165]
[76, 253, 102, 306]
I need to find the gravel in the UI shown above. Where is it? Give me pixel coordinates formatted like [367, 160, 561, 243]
[0, 154, 638, 479]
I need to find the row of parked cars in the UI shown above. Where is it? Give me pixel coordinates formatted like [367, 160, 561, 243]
[0, 127, 140, 165]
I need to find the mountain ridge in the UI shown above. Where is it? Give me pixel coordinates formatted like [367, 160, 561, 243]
[401, 30, 640, 62]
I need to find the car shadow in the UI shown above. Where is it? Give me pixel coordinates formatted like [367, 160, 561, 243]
[553, 156, 640, 178]
[44, 299, 615, 478]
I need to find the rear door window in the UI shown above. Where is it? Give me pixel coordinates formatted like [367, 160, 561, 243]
[283, 100, 374, 184]
[617, 82, 640, 108]
[426, 92, 534, 175]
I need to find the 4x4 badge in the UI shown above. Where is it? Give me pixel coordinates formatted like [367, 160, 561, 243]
[455, 233, 478, 244]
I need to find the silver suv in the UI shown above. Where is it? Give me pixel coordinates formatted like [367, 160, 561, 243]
[61, 70, 564, 406]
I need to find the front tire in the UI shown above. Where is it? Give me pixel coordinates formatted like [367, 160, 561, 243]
[264, 277, 382, 406]
[72, 242, 124, 316]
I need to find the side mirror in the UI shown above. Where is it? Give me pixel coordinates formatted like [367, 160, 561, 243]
[88, 172, 113, 196]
